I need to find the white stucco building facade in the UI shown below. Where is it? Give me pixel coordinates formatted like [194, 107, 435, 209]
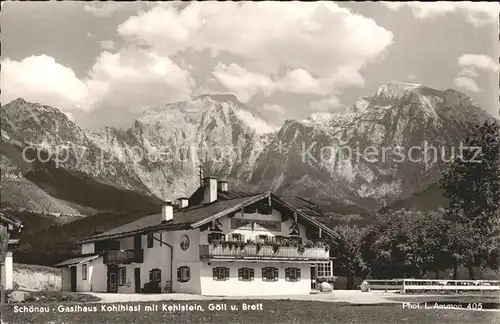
[1, 212, 23, 291]
[55, 178, 337, 296]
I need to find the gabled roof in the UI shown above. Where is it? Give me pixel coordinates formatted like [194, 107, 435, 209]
[0, 211, 23, 228]
[79, 188, 338, 244]
[54, 254, 100, 268]
[79, 192, 269, 243]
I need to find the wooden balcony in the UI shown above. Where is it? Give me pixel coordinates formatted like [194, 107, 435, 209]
[199, 244, 329, 261]
[103, 249, 144, 265]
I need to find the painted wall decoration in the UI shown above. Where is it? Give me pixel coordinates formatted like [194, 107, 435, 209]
[209, 219, 223, 232]
[289, 221, 300, 236]
[180, 235, 190, 251]
[231, 218, 282, 232]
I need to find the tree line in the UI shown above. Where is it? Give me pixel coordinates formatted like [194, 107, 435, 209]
[330, 120, 500, 289]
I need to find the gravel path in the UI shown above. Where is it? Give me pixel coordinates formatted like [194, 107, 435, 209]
[88, 290, 419, 304]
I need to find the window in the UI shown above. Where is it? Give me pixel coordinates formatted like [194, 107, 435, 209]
[119, 267, 126, 285]
[289, 236, 302, 244]
[273, 235, 284, 244]
[177, 266, 190, 282]
[149, 268, 161, 283]
[316, 262, 332, 278]
[208, 233, 225, 243]
[243, 205, 257, 214]
[257, 235, 269, 243]
[285, 268, 301, 282]
[238, 268, 254, 281]
[82, 264, 87, 280]
[213, 267, 230, 281]
[147, 234, 154, 248]
[257, 202, 273, 215]
[262, 267, 279, 282]
[230, 233, 244, 241]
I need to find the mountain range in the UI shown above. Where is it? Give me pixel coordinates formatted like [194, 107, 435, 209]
[3, 80, 497, 265]
[1, 81, 495, 222]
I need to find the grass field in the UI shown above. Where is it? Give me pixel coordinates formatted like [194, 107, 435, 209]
[2, 299, 499, 324]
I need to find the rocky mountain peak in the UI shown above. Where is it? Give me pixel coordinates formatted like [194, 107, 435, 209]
[193, 93, 240, 103]
[374, 81, 423, 100]
[2, 81, 495, 219]
[136, 94, 277, 135]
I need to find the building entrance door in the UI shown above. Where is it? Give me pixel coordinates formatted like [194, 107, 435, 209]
[107, 265, 118, 293]
[70, 266, 77, 292]
[310, 265, 317, 291]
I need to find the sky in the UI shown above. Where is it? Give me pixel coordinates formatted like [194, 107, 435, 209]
[1, 1, 499, 130]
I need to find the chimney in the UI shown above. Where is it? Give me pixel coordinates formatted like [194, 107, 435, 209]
[218, 180, 229, 192]
[162, 201, 174, 222]
[203, 177, 218, 203]
[177, 197, 189, 209]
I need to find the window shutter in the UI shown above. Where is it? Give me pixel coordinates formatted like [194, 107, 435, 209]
[297, 268, 301, 279]
[250, 268, 254, 280]
[225, 268, 229, 280]
[177, 268, 181, 281]
[186, 267, 190, 279]
[158, 269, 161, 282]
[213, 268, 218, 280]
[285, 268, 290, 280]
[274, 268, 279, 280]
[262, 268, 265, 279]
[238, 268, 243, 280]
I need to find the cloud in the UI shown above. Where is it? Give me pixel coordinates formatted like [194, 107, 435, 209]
[212, 63, 275, 103]
[84, 3, 131, 17]
[458, 54, 498, 72]
[458, 67, 478, 78]
[453, 76, 481, 93]
[1, 55, 88, 111]
[261, 103, 286, 126]
[99, 40, 116, 50]
[212, 63, 364, 102]
[310, 97, 345, 112]
[118, 2, 393, 101]
[1, 49, 194, 115]
[381, 2, 500, 26]
[83, 48, 194, 111]
[262, 103, 285, 114]
[453, 54, 497, 93]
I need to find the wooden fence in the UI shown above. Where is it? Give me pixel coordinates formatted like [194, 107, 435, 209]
[360, 279, 500, 293]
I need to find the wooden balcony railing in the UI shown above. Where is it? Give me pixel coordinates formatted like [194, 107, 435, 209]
[199, 244, 329, 261]
[103, 249, 144, 264]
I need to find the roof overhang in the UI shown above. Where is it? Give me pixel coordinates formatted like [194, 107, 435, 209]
[80, 192, 272, 244]
[78, 191, 337, 244]
[191, 191, 271, 228]
[78, 222, 190, 244]
[1, 212, 23, 230]
[53, 254, 100, 268]
[273, 196, 338, 240]
[193, 192, 338, 240]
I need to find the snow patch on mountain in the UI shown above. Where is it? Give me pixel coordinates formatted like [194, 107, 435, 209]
[302, 112, 338, 127]
[375, 81, 422, 100]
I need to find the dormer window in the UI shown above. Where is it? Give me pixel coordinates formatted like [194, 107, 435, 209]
[208, 233, 225, 243]
[147, 234, 154, 248]
[230, 233, 244, 241]
[257, 235, 268, 243]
